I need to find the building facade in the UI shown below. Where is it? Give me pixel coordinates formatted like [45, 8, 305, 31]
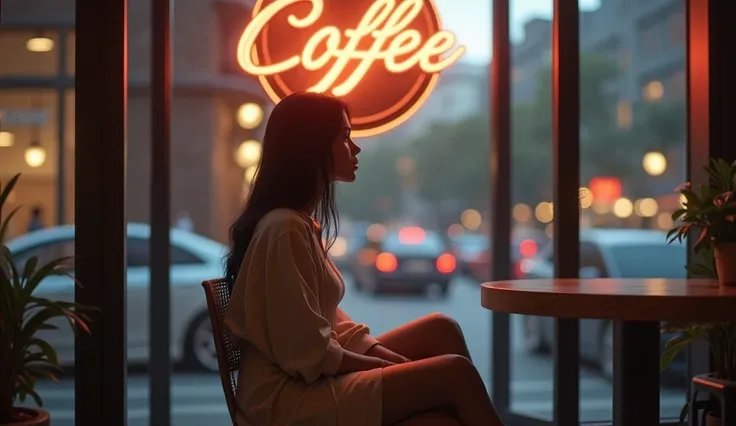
[0, 0, 268, 242]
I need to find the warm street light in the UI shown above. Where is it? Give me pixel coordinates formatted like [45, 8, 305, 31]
[613, 197, 634, 218]
[237, 103, 264, 129]
[461, 209, 482, 230]
[0, 131, 14, 148]
[642, 151, 667, 176]
[235, 140, 262, 168]
[25, 141, 46, 167]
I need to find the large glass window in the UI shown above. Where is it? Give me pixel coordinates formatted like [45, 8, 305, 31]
[0, 18, 75, 426]
[507, 0, 688, 423]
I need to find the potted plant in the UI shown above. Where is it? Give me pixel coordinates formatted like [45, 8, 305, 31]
[0, 173, 97, 425]
[661, 313, 736, 425]
[663, 158, 736, 425]
[667, 158, 736, 286]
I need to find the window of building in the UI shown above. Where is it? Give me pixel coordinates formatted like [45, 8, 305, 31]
[0, 30, 60, 77]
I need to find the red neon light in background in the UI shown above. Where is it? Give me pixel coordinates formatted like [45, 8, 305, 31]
[589, 177, 622, 203]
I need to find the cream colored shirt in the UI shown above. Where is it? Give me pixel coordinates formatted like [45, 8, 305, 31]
[224, 209, 383, 426]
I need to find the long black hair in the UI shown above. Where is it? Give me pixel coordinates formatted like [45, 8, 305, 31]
[224, 92, 347, 287]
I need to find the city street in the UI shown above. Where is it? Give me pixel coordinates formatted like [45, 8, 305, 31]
[35, 276, 687, 425]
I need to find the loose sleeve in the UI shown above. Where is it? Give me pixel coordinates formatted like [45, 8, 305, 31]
[334, 307, 380, 355]
[264, 231, 344, 384]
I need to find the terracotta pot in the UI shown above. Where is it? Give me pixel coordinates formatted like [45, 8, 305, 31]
[706, 412, 721, 426]
[714, 242, 736, 287]
[0, 408, 50, 426]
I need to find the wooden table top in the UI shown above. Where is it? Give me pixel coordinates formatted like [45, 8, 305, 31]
[481, 278, 736, 322]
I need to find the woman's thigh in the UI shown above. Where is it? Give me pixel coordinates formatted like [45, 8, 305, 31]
[375, 313, 471, 360]
[381, 355, 466, 424]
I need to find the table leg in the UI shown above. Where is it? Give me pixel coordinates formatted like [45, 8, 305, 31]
[613, 320, 660, 426]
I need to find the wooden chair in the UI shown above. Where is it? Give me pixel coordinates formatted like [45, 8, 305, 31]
[201, 278, 241, 425]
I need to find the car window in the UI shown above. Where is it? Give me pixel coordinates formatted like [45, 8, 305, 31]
[126, 237, 205, 267]
[12, 240, 76, 271]
[607, 244, 687, 278]
[382, 232, 445, 256]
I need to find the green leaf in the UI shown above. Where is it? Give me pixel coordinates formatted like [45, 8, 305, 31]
[0, 205, 22, 244]
[26, 337, 59, 366]
[660, 334, 695, 372]
[21, 256, 39, 283]
[13, 378, 43, 407]
[679, 401, 688, 424]
[24, 256, 76, 297]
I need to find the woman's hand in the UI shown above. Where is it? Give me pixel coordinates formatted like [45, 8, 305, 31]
[337, 349, 395, 374]
[366, 344, 411, 364]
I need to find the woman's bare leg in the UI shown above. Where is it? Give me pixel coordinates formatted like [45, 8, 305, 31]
[382, 355, 504, 426]
[376, 313, 472, 361]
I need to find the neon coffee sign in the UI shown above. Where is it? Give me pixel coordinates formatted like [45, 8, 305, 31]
[237, 0, 466, 137]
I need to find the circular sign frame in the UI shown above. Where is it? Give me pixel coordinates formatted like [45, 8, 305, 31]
[236, 0, 466, 138]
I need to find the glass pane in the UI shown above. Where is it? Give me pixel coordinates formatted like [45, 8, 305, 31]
[578, 0, 688, 422]
[332, 0, 493, 403]
[126, 0, 241, 422]
[0, 23, 74, 426]
[0, 30, 59, 77]
[508, 0, 555, 420]
[65, 31, 75, 76]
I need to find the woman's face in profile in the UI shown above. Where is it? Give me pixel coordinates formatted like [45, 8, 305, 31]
[331, 111, 361, 183]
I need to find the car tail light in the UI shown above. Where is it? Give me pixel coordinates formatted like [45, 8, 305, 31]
[519, 239, 538, 258]
[513, 261, 524, 278]
[436, 253, 456, 274]
[375, 252, 398, 272]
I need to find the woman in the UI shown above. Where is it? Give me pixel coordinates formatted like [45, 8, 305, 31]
[223, 92, 504, 426]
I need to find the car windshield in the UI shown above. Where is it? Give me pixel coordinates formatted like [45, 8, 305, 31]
[453, 234, 488, 255]
[607, 244, 687, 278]
[383, 231, 445, 256]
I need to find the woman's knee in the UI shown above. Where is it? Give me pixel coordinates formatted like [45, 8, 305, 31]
[425, 313, 463, 335]
[432, 354, 476, 378]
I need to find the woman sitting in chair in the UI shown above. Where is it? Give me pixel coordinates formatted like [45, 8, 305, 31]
[223, 92, 505, 426]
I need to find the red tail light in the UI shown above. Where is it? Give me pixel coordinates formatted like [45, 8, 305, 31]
[519, 239, 538, 258]
[436, 253, 456, 274]
[513, 261, 524, 278]
[375, 252, 398, 272]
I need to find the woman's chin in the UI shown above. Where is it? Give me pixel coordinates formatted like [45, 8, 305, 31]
[335, 172, 357, 183]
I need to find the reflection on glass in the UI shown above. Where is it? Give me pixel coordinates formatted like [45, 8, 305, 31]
[508, 0, 555, 420]
[507, 0, 688, 422]
[579, 0, 688, 422]
[0, 31, 59, 76]
[1, 23, 74, 425]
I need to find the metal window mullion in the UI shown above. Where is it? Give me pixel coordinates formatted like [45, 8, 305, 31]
[551, 0, 581, 425]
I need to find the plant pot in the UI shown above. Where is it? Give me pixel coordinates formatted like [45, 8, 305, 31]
[714, 242, 736, 287]
[0, 408, 50, 426]
[706, 412, 721, 426]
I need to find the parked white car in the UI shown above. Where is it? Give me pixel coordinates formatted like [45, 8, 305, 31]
[6, 223, 227, 372]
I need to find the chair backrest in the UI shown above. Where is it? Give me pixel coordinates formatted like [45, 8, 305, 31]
[201, 278, 241, 425]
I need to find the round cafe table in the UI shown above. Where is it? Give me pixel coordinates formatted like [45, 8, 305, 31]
[481, 278, 736, 426]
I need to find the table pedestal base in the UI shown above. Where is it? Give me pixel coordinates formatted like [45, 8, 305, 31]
[613, 321, 660, 426]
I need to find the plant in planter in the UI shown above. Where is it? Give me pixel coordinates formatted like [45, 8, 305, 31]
[0, 174, 97, 425]
[663, 158, 736, 425]
[661, 316, 736, 425]
[667, 158, 736, 286]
